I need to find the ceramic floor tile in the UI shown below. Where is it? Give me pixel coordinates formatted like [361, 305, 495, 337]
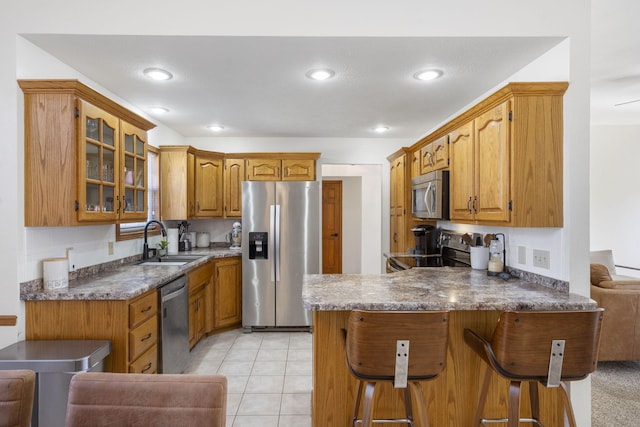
[287, 348, 312, 361]
[233, 415, 279, 427]
[237, 393, 282, 415]
[245, 375, 285, 394]
[260, 338, 291, 350]
[278, 415, 312, 427]
[225, 347, 259, 361]
[256, 348, 288, 361]
[218, 360, 255, 376]
[285, 360, 312, 375]
[226, 415, 235, 427]
[280, 393, 312, 415]
[288, 333, 313, 349]
[225, 376, 250, 394]
[232, 334, 264, 349]
[226, 393, 242, 416]
[251, 360, 286, 376]
[283, 375, 313, 393]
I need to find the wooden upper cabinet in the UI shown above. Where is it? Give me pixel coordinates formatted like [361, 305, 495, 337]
[282, 159, 315, 181]
[224, 159, 244, 218]
[448, 122, 475, 222]
[388, 149, 411, 254]
[438, 82, 567, 227]
[245, 155, 318, 181]
[194, 153, 224, 217]
[246, 158, 280, 180]
[411, 150, 421, 179]
[160, 146, 195, 220]
[20, 79, 155, 227]
[420, 135, 449, 175]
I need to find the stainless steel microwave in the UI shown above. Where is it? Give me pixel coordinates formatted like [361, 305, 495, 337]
[411, 170, 449, 219]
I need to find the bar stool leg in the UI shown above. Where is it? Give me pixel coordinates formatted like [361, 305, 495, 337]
[351, 380, 365, 427]
[474, 366, 493, 426]
[560, 382, 577, 427]
[403, 387, 415, 426]
[362, 381, 377, 427]
[528, 381, 540, 423]
[408, 381, 430, 427]
[507, 380, 522, 427]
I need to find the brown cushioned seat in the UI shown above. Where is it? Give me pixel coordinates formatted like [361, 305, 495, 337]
[65, 372, 227, 427]
[0, 369, 35, 427]
[590, 262, 640, 360]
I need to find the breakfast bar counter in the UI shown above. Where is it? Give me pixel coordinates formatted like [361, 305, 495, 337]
[302, 268, 597, 426]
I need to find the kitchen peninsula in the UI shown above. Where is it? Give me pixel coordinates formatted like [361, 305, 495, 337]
[302, 268, 596, 426]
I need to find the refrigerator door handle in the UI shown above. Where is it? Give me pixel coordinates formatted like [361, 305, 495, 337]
[273, 204, 281, 282]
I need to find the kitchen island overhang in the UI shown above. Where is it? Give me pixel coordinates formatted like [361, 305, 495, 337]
[303, 268, 597, 427]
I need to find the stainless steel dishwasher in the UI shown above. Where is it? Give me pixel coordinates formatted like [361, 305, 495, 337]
[159, 275, 189, 374]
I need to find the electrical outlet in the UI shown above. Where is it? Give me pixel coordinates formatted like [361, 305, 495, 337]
[108, 241, 114, 255]
[518, 246, 526, 264]
[533, 249, 551, 269]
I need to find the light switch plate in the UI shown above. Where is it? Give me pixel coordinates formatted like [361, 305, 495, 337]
[533, 249, 551, 269]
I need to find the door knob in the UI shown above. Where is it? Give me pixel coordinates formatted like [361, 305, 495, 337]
[331, 233, 339, 237]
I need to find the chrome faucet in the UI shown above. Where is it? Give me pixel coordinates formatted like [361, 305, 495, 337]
[143, 220, 167, 260]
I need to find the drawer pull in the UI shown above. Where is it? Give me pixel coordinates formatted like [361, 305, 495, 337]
[141, 363, 152, 373]
[141, 306, 153, 313]
[140, 333, 153, 342]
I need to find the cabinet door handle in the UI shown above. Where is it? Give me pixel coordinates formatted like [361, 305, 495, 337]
[141, 363, 152, 373]
[331, 233, 339, 237]
[140, 333, 152, 342]
[472, 196, 477, 213]
[467, 197, 472, 213]
[117, 195, 121, 214]
[141, 306, 152, 313]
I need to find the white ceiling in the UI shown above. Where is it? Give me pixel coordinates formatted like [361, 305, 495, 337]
[591, 0, 640, 125]
[22, 34, 563, 139]
[21, 1, 639, 139]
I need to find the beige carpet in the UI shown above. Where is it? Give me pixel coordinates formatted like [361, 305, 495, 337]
[591, 361, 640, 426]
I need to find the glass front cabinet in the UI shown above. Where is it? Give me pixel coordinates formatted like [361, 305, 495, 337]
[20, 79, 155, 227]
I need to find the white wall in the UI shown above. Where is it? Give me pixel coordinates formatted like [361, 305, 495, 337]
[591, 125, 640, 278]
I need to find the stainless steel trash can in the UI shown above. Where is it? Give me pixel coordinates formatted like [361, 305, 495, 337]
[0, 340, 111, 427]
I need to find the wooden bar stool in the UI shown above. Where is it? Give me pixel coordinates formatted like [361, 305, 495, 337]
[464, 309, 604, 427]
[344, 310, 449, 427]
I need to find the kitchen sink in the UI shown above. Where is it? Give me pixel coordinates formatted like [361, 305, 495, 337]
[135, 254, 206, 266]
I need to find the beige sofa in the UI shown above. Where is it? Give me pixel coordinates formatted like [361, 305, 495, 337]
[590, 250, 640, 361]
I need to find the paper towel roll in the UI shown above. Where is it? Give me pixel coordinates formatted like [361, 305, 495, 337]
[43, 258, 69, 290]
[167, 228, 179, 255]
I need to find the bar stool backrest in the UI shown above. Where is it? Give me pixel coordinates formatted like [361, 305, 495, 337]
[346, 310, 449, 380]
[0, 369, 35, 427]
[490, 309, 604, 379]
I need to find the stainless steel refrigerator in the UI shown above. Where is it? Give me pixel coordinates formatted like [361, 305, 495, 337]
[242, 181, 320, 331]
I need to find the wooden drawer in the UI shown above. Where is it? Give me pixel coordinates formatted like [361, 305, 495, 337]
[188, 261, 213, 294]
[129, 290, 158, 329]
[129, 344, 157, 374]
[129, 315, 158, 362]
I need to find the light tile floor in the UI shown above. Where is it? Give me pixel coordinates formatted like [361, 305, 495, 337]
[185, 329, 313, 427]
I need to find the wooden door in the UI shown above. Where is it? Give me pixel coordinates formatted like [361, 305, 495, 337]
[194, 154, 223, 217]
[448, 122, 475, 221]
[322, 181, 342, 274]
[474, 101, 510, 222]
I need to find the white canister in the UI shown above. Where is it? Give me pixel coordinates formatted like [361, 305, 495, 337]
[43, 258, 69, 290]
[196, 232, 210, 248]
[189, 232, 197, 245]
[470, 246, 490, 270]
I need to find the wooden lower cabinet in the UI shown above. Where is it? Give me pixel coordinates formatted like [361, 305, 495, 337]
[213, 257, 242, 328]
[25, 289, 159, 374]
[188, 261, 214, 349]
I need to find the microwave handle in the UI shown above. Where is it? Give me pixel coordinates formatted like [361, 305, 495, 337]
[425, 182, 434, 216]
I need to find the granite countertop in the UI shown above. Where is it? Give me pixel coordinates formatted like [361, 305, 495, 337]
[21, 247, 241, 301]
[302, 267, 596, 311]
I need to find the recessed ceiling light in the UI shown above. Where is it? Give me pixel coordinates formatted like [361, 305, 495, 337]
[207, 124, 225, 132]
[413, 69, 443, 81]
[150, 107, 169, 114]
[373, 126, 390, 133]
[143, 67, 173, 81]
[306, 69, 335, 81]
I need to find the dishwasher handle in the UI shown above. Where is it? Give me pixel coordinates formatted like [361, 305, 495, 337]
[161, 282, 187, 303]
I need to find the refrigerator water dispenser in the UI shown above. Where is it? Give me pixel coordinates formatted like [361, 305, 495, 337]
[248, 232, 268, 260]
